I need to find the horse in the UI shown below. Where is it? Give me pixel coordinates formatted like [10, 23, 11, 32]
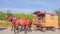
[6, 14, 32, 34]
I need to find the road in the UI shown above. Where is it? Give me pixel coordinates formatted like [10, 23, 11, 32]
[0, 28, 60, 34]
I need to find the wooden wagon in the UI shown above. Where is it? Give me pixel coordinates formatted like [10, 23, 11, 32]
[33, 11, 59, 32]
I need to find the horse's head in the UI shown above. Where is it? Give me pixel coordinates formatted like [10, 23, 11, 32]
[5, 14, 10, 19]
[5, 13, 13, 21]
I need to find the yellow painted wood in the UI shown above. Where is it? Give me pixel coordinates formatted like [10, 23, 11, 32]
[45, 14, 59, 27]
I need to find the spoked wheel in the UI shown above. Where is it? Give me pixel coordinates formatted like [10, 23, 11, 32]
[52, 27, 56, 31]
[42, 27, 46, 32]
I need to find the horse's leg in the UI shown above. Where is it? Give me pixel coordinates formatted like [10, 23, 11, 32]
[14, 24, 16, 34]
[29, 22, 32, 32]
[16, 27, 19, 33]
[11, 24, 13, 31]
[24, 26, 28, 34]
[29, 25, 32, 32]
[20, 26, 22, 32]
[15, 25, 19, 33]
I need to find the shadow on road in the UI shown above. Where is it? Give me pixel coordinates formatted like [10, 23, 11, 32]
[18, 28, 32, 32]
[0, 28, 7, 31]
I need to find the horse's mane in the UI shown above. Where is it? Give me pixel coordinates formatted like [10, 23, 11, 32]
[7, 13, 12, 16]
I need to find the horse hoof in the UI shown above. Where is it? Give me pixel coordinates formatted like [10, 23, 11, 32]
[24, 32, 27, 34]
[31, 31, 32, 32]
[17, 30, 19, 33]
[11, 29, 13, 31]
[29, 30, 32, 32]
[20, 30, 22, 32]
[17, 32, 19, 33]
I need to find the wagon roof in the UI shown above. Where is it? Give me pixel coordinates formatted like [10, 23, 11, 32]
[33, 11, 57, 16]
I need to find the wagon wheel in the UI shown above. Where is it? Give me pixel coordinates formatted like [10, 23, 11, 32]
[42, 27, 46, 32]
[52, 27, 56, 31]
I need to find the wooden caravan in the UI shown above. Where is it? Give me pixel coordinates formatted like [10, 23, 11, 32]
[33, 11, 59, 32]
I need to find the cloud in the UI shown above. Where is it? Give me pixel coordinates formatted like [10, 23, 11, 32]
[0, 0, 60, 14]
[0, 7, 41, 14]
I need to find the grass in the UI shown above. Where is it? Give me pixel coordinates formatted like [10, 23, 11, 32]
[0, 23, 12, 28]
[0, 20, 12, 28]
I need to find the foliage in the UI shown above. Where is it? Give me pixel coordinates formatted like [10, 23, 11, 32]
[13, 14, 34, 20]
[55, 9, 60, 20]
[0, 11, 34, 21]
[0, 11, 7, 21]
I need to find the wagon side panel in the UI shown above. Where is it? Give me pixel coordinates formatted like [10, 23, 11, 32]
[45, 14, 58, 28]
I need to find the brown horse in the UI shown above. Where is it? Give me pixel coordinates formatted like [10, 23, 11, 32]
[6, 14, 32, 34]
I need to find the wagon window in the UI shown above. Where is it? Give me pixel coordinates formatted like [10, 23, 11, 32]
[50, 15, 54, 19]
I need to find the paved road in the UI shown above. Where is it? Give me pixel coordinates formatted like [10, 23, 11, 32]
[0, 28, 60, 34]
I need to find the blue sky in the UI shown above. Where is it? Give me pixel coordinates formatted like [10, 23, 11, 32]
[0, 0, 60, 14]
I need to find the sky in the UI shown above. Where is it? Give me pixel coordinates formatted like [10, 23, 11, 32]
[0, 0, 60, 14]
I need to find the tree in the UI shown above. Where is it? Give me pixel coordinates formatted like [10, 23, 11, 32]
[55, 9, 60, 20]
[0, 11, 6, 20]
[6, 10, 12, 15]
